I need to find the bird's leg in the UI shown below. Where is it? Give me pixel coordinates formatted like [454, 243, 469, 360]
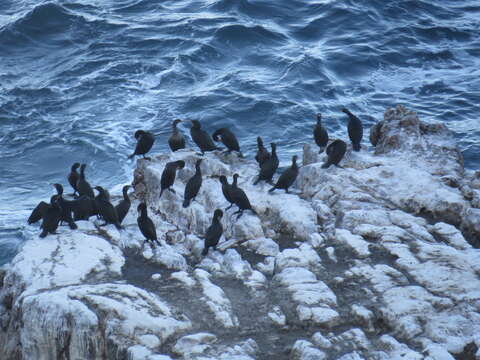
[154, 239, 161, 246]
[226, 203, 234, 210]
[236, 211, 244, 220]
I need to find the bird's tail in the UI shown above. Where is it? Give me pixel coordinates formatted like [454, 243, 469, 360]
[182, 199, 190, 208]
[202, 247, 208, 256]
[321, 161, 332, 169]
[39, 230, 48, 238]
[318, 147, 325, 154]
[114, 222, 123, 230]
[159, 189, 164, 198]
[268, 187, 276, 193]
[128, 153, 135, 159]
[250, 208, 258, 215]
[352, 143, 361, 152]
[253, 178, 260, 185]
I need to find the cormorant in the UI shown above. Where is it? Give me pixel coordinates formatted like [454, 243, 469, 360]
[68, 163, 80, 196]
[255, 136, 270, 167]
[219, 175, 235, 210]
[53, 183, 77, 229]
[269, 155, 299, 193]
[168, 119, 186, 152]
[159, 160, 185, 198]
[254, 143, 279, 185]
[94, 186, 122, 229]
[183, 159, 202, 208]
[28, 201, 50, 225]
[76, 164, 95, 199]
[314, 113, 329, 153]
[128, 130, 155, 160]
[322, 140, 347, 168]
[137, 203, 160, 248]
[202, 209, 223, 256]
[190, 120, 219, 154]
[115, 185, 131, 224]
[342, 108, 363, 151]
[231, 174, 257, 219]
[39, 196, 62, 238]
[72, 196, 96, 221]
[212, 128, 241, 154]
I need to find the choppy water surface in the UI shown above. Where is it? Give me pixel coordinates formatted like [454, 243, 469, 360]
[1, 0, 479, 265]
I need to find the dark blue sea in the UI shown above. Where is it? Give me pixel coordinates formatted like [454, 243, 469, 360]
[1, 0, 479, 265]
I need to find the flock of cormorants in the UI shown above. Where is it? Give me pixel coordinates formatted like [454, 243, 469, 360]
[28, 108, 370, 255]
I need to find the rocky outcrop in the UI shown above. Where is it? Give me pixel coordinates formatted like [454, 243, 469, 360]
[0, 105, 479, 359]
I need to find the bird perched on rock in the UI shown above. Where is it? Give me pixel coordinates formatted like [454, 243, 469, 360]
[137, 203, 160, 248]
[28, 198, 51, 225]
[169, 119, 186, 152]
[342, 108, 363, 151]
[219, 175, 235, 210]
[255, 136, 270, 167]
[212, 128, 241, 155]
[190, 120, 219, 154]
[231, 174, 257, 219]
[53, 183, 77, 229]
[254, 143, 279, 185]
[39, 195, 62, 238]
[183, 159, 202, 208]
[72, 196, 97, 221]
[128, 130, 155, 160]
[76, 164, 95, 199]
[159, 160, 185, 197]
[67, 163, 81, 196]
[115, 185, 131, 224]
[269, 155, 299, 193]
[94, 186, 122, 229]
[370, 121, 384, 147]
[313, 113, 329, 153]
[202, 209, 223, 256]
[322, 140, 347, 168]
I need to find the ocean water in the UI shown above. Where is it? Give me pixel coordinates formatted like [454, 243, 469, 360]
[0, 0, 479, 265]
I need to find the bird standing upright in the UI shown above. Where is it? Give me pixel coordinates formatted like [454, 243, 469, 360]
[67, 163, 81, 196]
[255, 136, 270, 167]
[137, 203, 160, 248]
[231, 174, 257, 219]
[254, 143, 279, 185]
[313, 113, 329, 153]
[202, 209, 223, 256]
[218, 176, 235, 210]
[169, 119, 186, 152]
[183, 159, 203, 208]
[342, 108, 363, 151]
[115, 185, 131, 224]
[76, 164, 95, 199]
[159, 160, 185, 197]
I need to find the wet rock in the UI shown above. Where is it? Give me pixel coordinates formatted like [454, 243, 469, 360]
[3, 105, 480, 358]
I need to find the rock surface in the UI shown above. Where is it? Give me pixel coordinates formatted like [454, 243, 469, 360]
[1, 105, 479, 359]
